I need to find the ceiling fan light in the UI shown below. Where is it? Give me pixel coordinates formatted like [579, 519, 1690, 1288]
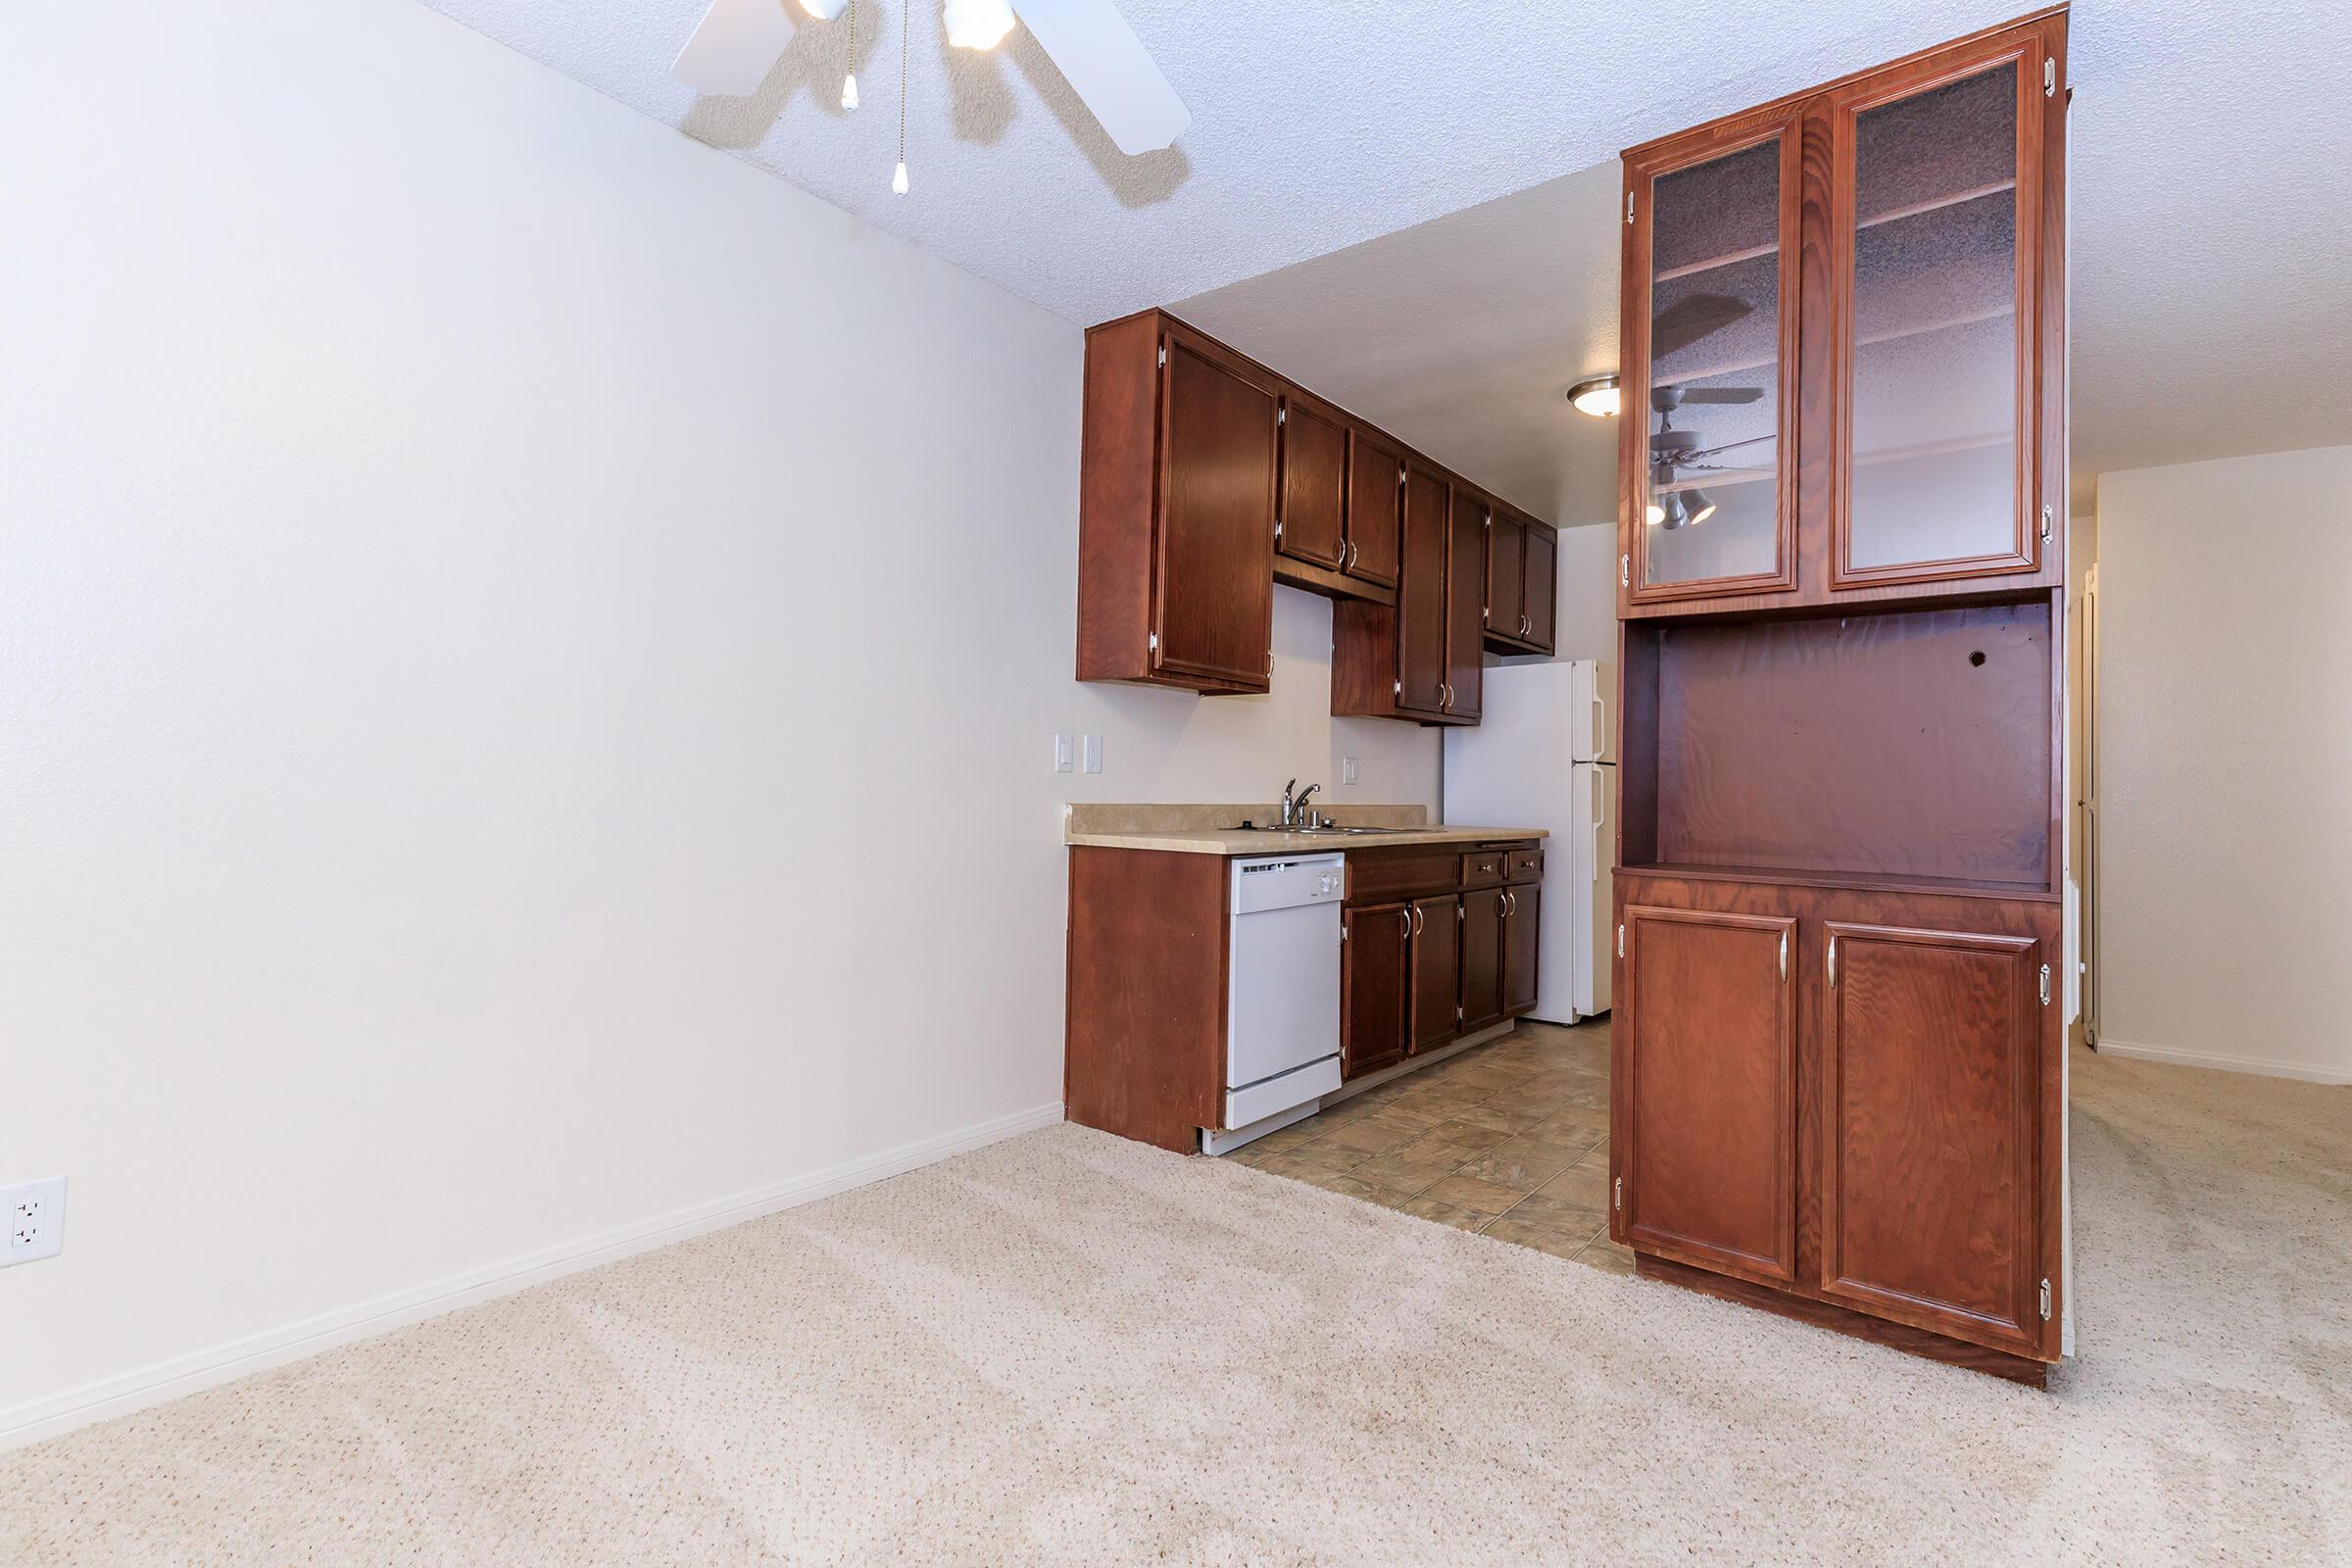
[796, 0, 848, 19]
[1644, 501, 1665, 526]
[1567, 375, 1621, 418]
[943, 0, 1016, 48]
[1686, 488, 1716, 527]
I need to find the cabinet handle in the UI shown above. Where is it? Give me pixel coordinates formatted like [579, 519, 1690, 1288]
[1410, 906, 1423, 937]
[1346, 540, 1358, 570]
[1779, 930, 1788, 983]
[1828, 936, 1838, 987]
[1519, 612, 1530, 637]
[1442, 682, 1454, 709]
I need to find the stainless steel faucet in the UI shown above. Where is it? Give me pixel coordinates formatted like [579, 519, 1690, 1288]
[1281, 779, 1323, 828]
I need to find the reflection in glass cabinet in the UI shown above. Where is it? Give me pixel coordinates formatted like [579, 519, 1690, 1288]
[1843, 65, 2024, 574]
[1643, 135, 1785, 591]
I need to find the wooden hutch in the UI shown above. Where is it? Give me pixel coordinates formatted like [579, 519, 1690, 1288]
[1605, 7, 2074, 1384]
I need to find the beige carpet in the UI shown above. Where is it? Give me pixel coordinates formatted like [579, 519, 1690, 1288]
[4, 1047, 2347, 1566]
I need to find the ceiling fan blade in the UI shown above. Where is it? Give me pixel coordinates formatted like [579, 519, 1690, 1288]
[1014, 0, 1191, 155]
[673, 0, 799, 97]
[1676, 386, 1766, 405]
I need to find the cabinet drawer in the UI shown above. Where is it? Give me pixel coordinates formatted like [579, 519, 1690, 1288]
[1506, 847, 1544, 884]
[1459, 851, 1506, 889]
[1347, 848, 1461, 904]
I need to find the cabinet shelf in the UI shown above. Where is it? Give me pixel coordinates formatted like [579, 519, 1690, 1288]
[1653, 178, 2016, 285]
[1657, 303, 2013, 390]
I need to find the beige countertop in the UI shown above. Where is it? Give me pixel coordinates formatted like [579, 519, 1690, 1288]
[1063, 803, 1546, 857]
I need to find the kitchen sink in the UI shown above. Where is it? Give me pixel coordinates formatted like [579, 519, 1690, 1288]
[1226, 823, 1413, 836]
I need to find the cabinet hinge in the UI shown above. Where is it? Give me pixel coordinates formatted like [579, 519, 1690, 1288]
[1626, 190, 1635, 225]
[2043, 58, 2057, 97]
[1392, 679, 1403, 698]
[1277, 405, 1287, 426]
[1397, 467, 1408, 488]
[2040, 504, 2054, 544]
[1456, 1004, 1465, 1024]
[1614, 1176, 1623, 1211]
[1341, 920, 1348, 942]
[1457, 904, 1465, 922]
[1156, 343, 1167, 368]
[1616, 922, 1625, 958]
[1148, 631, 1158, 653]
[2039, 963, 2052, 1006]
[1620, 554, 1631, 588]
[2039, 1278, 2053, 1320]
[1274, 519, 1284, 541]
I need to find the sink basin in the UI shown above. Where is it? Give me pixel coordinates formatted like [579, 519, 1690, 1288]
[1226, 823, 1412, 836]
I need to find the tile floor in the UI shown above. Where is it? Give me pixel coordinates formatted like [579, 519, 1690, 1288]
[1226, 1017, 1635, 1274]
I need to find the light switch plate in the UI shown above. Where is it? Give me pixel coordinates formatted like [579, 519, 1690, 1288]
[4, 1176, 66, 1266]
[1342, 756, 1359, 786]
[1053, 733, 1073, 773]
[1081, 734, 1103, 774]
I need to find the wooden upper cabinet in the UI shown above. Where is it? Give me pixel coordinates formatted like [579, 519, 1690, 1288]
[1393, 464, 1452, 718]
[1623, 111, 1803, 607]
[1343, 430, 1402, 588]
[1618, 7, 2066, 616]
[1443, 488, 1485, 721]
[1077, 315, 1275, 693]
[1819, 921, 2052, 1357]
[1275, 392, 1348, 572]
[1614, 904, 1797, 1285]
[1825, 27, 2055, 590]
[1521, 523, 1556, 652]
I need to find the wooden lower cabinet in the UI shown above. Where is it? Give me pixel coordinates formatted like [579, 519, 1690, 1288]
[1616, 906, 1798, 1284]
[1501, 884, 1541, 1015]
[1342, 903, 1410, 1078]
[1819, 921, 2049, 1356]
[1407, 895, 1460, 1052]
[1460, 888, 1506, 1032]
[1612, 872, 2064, 1375]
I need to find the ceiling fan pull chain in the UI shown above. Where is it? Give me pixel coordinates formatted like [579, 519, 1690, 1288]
[840, 0, 859, 110]
[891, 0, 910, 194]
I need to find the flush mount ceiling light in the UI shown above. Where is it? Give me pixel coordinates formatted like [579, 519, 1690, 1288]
[1567, 375, 1621, 417]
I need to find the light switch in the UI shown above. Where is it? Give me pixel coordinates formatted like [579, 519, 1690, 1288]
[1053, 733, 1073, 773]
[1342, 756, 1359, 786]
[1081, 734, 1103, 774]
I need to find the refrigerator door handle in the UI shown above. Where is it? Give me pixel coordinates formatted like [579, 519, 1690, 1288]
[1592, 684, 1607, 762]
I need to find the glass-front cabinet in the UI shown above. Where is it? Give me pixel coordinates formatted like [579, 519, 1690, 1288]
[1618, 14, 2065, 612]
[1625, 116, 1800, 604]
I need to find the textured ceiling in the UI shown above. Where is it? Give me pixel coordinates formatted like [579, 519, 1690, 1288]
[421, 0, 2352, 509]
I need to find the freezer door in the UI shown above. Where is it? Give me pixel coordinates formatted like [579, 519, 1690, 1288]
[1569, 761, 1614, 1017]
[1569, 660, 1616, 764]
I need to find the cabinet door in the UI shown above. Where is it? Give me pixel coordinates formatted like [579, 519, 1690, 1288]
[1485, 510, 1526, 645]
[1406, 895, 1460, 1052]
[1444, 489, 1485, 721]
[1460, 888, 1506, 1032]
[1275, 395, 1348, 571]
[1820, 921, 2047, 1354]
[1342, 903, 1410, 1079]
[1502, 885, 1542, 1015]
[1827, 35, 2047, 589]
[1343, 431, 1401, 588]
[1624, 117, 1801, 604]
[1154, 334, 1277, 690]
[1520, 525, 1556, 653]
[1614, 905, 1797, 1283]
[1395, 466, 1451, 717]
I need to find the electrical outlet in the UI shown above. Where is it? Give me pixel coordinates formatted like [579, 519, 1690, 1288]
[4, 1176, 66, 1266]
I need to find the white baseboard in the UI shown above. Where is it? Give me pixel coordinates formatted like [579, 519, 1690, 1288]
[2094, 1039, 2351, 1086]
[0, 1101, 1065, 1452]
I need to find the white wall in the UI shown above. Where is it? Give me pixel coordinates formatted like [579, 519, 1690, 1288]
[0, 0, 1438, 1442]
[2094, 445, 2352, 1083]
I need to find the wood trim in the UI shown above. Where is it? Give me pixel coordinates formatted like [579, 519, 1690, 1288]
[1621, 114, 1805, 608]
[1635, 1253, 2048, 1387]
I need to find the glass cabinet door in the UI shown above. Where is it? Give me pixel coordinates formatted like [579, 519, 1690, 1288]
[1833, 54, 2040, 585]
[1632, 125, 1798, 601]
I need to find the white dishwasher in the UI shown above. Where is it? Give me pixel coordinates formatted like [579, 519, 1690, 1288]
[1204, 853, 1346, 1155]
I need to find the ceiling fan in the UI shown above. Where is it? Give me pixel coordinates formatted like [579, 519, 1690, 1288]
[1646, 384, 1767, 529]
[673, 0, 1190, 162]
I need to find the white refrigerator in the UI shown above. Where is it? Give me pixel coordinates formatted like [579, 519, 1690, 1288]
[1442, 660, 1613, 1024]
